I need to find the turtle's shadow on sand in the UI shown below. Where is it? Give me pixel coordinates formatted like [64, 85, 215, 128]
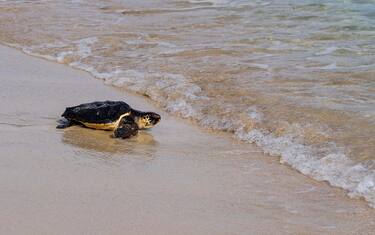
[61, 126, 159, 157]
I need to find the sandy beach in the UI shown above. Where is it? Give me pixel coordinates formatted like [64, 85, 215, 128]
[0, 45, 374, 234]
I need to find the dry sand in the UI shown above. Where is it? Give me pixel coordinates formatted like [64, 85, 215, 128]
[0, 45, 374, 234]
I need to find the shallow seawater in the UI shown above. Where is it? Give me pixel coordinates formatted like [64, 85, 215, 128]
[0, 0, 374, 207]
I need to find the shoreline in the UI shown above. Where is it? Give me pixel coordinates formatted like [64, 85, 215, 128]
[1, 44, 374, 234]
[4, 41, 374, 209]
[4, 42, 375, 209]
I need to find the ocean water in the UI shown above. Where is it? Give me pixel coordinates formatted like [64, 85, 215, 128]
[0, 0, 374, 207]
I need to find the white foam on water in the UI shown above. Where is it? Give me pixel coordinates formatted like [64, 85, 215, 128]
[56, 51, 74, 63]
[188, 0, 260, 7]
[75, 37, 97, 59]
[188, 0, 229, 5]
[321, 63, 338, 70]
[315, 46, 338, 56]
[21, 47, 57, 61]
[246, 106, 263, 123]
[235, 128, 375, 208]
[247, 63, 269, 70]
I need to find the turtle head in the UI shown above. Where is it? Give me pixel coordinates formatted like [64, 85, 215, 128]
[133, 111, 161, 129]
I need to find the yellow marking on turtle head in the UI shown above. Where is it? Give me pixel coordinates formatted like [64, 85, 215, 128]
[136, 114, 159, 129]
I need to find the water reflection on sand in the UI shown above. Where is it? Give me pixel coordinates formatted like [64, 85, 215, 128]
[61, 126, 158, 160]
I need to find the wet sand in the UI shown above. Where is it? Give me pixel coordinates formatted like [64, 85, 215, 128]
[0, 45, 374, 234]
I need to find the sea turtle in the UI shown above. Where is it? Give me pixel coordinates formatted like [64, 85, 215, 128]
[57, 101, 161, 139]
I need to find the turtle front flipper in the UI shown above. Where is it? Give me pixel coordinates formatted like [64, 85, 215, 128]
[113, 122, 139, 139]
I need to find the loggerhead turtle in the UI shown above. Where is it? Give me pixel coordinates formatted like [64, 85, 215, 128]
[57, 101, 161, 139]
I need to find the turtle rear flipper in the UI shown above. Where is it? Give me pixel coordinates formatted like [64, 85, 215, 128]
[113, 122, 138, 139]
